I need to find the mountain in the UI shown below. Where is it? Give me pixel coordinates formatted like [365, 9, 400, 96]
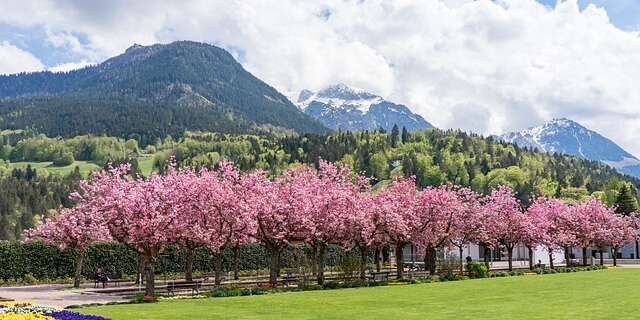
[498, 118, 640, 178]
[0, 41, 327, 145]
[294, 84, 434, 132]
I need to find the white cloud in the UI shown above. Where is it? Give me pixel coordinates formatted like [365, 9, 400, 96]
[1, 0, 640, 156]
[0, 41, 43, 74]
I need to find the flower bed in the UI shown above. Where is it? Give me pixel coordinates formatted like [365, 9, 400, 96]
[0, 301, 109, 320]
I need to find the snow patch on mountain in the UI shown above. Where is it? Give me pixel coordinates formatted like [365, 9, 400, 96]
[498, 118, 640, 178]
[295, 84, 433, 132]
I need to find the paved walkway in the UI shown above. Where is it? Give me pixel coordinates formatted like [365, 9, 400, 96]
[0, 284, 128, 309]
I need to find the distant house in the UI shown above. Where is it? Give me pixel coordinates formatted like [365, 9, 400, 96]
[390, 159, 402, 168]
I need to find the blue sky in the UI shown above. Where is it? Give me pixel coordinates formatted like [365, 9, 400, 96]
[0, 0, 640, 156]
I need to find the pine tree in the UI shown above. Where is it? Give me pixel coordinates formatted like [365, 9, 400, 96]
[391, 124, 399, 148]
[614, 184, 638, 215]
[401, 126, 409, 144]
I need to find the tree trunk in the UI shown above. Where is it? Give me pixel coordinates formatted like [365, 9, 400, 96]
[214, 251, 223, 286]
[636, 240, 639, 260]
[311, 246, 318, 276]
[359, 246, 368, 280]
[276, 252, 282, 277]
[483, 246, 491, 270]
[268, 248, 280, 285]
[73, 250, 84, 288]
[233, 245, 240, 280]
[145, 257, 156, 296]
[613, 247, 618, 266]
[396, 243, 405, 279]
[599, 248, 604, 266]
[316, 244, 327, 285]
[185, 248, 195, 282]
[527, 246, 533, 270]
[507, 246, 513, 271]
[374, 248, 381, 272]
[135, 254, 146, 285]
[459, 246, 464, 273]
[425, 245, 437, 275]
[582, 247, 588, 266]
[565, 247, 571, 268]
[548, 252, 554, 269]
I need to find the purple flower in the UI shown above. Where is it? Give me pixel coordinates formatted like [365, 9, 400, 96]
[46, 310, 110, 320]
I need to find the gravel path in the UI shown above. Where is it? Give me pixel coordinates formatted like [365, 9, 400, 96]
[0, 284, 128, 309]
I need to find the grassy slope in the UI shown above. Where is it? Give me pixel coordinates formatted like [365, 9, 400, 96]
[10, 158, 156, 177]
[137, 157, 154, 177]
[80, 268, 640, 320]
[9, 161, 100, 175]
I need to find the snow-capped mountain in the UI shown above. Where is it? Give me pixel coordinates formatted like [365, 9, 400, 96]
[294, 84, 434, 132]
[498, 118, 640, 178]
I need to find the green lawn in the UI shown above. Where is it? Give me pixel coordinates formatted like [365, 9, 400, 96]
[10, 161, 101, 175]
[80, 268, 640, 319]
[10, 158, 156, 176]
[137, 157, 154, 177]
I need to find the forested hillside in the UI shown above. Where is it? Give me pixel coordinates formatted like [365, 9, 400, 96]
[0, 166, 82, 240]
[0, 41, 327, 145]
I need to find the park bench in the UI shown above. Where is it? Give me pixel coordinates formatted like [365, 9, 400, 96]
[92, 273, 122, 288]
[167, 280, 202, 296]
[282, 268, 301, 286]
[365, 271, 391, 281]
[202, 272, 216, 283]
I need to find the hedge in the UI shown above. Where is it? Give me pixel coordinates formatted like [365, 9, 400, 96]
[0, 241, 350, 281]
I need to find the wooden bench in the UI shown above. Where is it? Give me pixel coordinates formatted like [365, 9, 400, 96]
[167, 280, 202, 296]
[282, 268, 301, 286]
[202, 272, 216, 283]
[92, 273, 122, 288]
[365, 271, 391, 281]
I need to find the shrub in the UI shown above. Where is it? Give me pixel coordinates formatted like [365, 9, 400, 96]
[438, 253, 462, 277]
[251, 287, 269, 295]
[322, 281, 341, 290]
[465, 262, 488, 278]
[298, 284, 323, 291]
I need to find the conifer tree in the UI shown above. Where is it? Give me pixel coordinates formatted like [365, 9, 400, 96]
[615, 184, 638, 215]
[401, 126, 409, 144]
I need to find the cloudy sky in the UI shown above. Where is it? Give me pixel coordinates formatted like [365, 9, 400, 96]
[1, 0, 639, 155]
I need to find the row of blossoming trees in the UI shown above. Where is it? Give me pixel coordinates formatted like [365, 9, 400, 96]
[25, 160, 639, 295]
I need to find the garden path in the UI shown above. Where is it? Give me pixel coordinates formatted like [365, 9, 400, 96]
[0, 284, 126, 308]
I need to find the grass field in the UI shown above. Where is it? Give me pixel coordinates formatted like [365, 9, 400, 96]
[10, 158, 156, 176]
[79, 268, 640, 319]
[137, 157, 154, 176]
[10, 161, 101, 175]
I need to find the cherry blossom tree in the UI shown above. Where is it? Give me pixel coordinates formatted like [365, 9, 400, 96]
[484, 186, 524, 271]
[162, 165, 207, 282]
[199, 161, 255, 285]
[520, 202, 550, 269]
[24, 206, 111, 287]
[373, 177, 418, 279]
[243, 169, 306, 285]
[447, 187, 483, 272]
[78, 165, 177, 295]
[298, 160, 365, 284]
[412, 186, 465, 275]
[527, 197, 571, 269]
[341, 192, 377, 279]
